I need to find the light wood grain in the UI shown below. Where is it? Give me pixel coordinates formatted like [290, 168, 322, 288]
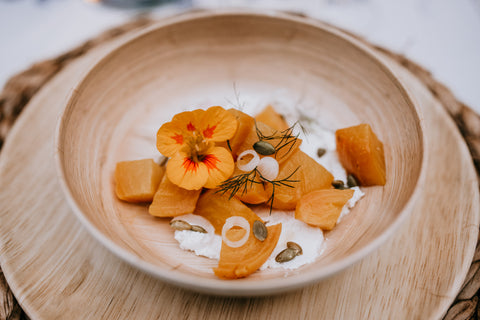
[0, 11, 478, 319]
[55, 12, 425, 294]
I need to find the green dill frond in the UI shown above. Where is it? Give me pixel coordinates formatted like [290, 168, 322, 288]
[216, 169, 261, 200]
[253, 120, 301, 161]
[217, 166, 301, 214]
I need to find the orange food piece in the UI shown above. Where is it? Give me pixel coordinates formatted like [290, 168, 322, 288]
[217, 108, 256, 159]
[148, 174, 201, 217]
[213, 223, 282, 279]
[255, 105, 290, 131]
[295, 189, 354, 230]
[335, 123, 386, 186]
[193, 189, 263, 234]
[237, 122, 301, 164]
[265, 150, 334, 210]
[231, 168, 269, 204]
[115, 159, 164, 203]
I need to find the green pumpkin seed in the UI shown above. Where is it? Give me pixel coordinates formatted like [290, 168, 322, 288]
[332, 180, 346, 189]
[253, 220, 268, 241]
[275, 248, 298, 263]
[317, 148, 326, 158]
[286, 241, 303, 256]
[347, 174, 358, 188]
[169, 220, 192, 231]
[253, 140, 276, 156]
[191, 225, 207, 233]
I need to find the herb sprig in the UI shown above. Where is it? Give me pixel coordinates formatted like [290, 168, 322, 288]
[262, 166, 300, 214]
[254, 121, 301, 161]
[217, 121, 303, 213]
[216, 167, 300, 214]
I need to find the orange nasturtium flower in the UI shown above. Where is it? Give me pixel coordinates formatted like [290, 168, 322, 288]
[156, 106, 238, 190]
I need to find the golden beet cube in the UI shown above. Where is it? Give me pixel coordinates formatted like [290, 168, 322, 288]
[193, 189, 262, 234]
[335, 123, 386, 186]
[115, 159, 164, 203]
[214, 223, 281, 279]
[255, 105, 290, 131]
[265, 150, 334, 210]
[295, 189, 354, 230]
[148, 174, 201, 217]
[230, 167, 269, 205]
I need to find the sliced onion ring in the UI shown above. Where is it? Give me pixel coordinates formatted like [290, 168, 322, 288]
[221, 216, 250, 248]
[257, 156, 279, 181]
[236, 149, 260, 172]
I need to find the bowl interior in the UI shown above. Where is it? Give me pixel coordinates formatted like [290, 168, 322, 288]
[56, 11, 423, 295]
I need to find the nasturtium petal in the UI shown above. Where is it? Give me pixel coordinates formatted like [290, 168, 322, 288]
[166, 152, 209, 190]
[203, 146, 235, 189]
[200, 106, 238, 142]
[170, 109, 204, 133]
[156, 122, 186, 157]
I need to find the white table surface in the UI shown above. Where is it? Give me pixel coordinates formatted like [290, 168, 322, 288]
[1, 0, 479, 112]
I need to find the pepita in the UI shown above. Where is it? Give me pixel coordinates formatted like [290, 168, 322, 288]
[170, 220, 192, 231]
[191, 225, 207, 233]
[253, 220, 268, 241]
[332, 180, 346, 189]
[287, 241, 303, 255]
[253, 140, 276, 156]
[275, 248, 298, 263]
[317, 148, 326, 158]
[347, 174, 358, 188]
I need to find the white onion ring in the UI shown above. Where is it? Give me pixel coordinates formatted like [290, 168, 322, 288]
[221, 216, 250, 248]
[236, 149, 260, 172]
[171, 213, 215, 235]
[257, 157, 279, 181]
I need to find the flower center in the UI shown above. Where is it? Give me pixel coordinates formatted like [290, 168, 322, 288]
[182, 133, 213, 163]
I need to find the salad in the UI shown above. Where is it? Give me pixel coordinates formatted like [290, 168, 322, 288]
[114, 105, 386, 279]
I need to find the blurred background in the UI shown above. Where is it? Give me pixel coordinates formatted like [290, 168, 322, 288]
[0, 0, 479, 112]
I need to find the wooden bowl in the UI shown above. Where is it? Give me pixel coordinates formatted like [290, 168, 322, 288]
[55, 10, 425, 296]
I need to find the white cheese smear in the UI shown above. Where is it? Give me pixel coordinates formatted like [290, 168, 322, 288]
[172, 213, 222, 260]
[174, 231, 222, 260]
[258, 211, 324, 270]
[172, 107, 364, 270]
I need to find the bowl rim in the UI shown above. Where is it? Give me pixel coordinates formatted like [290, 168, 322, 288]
[54, 9, 427, 296]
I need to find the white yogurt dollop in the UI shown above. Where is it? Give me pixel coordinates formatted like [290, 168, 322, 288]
[259, 211, 324, 270]
[172, 213, 221, 259]
[174, 230, 222, 260]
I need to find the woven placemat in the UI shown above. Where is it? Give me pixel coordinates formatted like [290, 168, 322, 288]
[1, 15, 479, 320]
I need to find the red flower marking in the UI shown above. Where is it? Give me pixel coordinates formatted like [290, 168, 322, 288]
[203, 125, 217, 139]
[182, 158, 199, 173]
[187, 122, 196, 131]
[171, 133, 183, 145]
[202, 154, 219, 171]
